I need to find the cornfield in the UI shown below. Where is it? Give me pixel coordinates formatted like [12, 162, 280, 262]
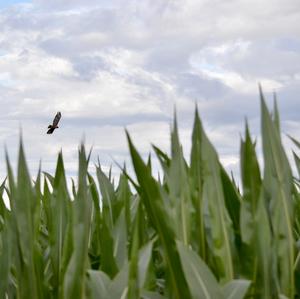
[0, 89, 300, 299]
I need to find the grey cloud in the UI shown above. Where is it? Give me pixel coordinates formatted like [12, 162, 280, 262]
[275, 38, 300, 53]
[58, 113, 170, 128]
[32, 0, 112, 10]
[227, 40, 300, 78]
[174, 73, 231, 100]
[145, 45, 192, 73]
[276, 83, 300, 123]
[71, 55, 109, 80]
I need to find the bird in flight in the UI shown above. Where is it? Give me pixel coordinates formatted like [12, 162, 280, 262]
[47, 112, 61, 134]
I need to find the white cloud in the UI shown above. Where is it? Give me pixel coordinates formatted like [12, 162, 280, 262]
[0, 0, 299, 181]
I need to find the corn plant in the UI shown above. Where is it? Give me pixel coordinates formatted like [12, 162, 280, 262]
[0, 90, 299, 299]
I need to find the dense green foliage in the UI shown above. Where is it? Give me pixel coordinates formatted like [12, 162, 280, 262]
[0, 90, 300, 298]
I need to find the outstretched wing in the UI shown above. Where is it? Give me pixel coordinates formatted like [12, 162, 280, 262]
[47, 127, 55, 134]
[52, 112, 61, 127]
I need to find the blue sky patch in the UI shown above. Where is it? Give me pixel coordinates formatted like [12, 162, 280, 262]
[0, 0, 31, 9]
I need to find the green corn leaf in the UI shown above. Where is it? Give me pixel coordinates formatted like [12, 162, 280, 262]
[289, 134, 300, 150]
[222, 280, 251, 299]
[289, 135, 300, 178]
[99, 217, 118, 277]
[273, 93, 281, 134]
[220, 165, 241, 236]
[107, 237, 155, 299]
[126, 131, 192, 299]
[141, 291, 167, 299]
[152, 145, 171, 175]
[95, 169, 118, 277]
[260, 88, 294, 298]
[177, 241, 223, 299]
[200, 122, 234, 282]
[293, 152, 300, 179]
[190, 107, 207, 260]
[138, 238, 155, 289]
[85, 270, 110, 299]
[0, 208, 11, 298]
[96, 164, 116, 229]
[113, 209, 128, 269]
[46, 152, 71, 296]
[88, 173, 101, 269]
[147, 153, 152, 171]
[127, 204, 140, 299]
[254, 190, 273, 298]
[107, 262, 129, 299]
[9, 140, 43, 299]
[240, 122, 261, 244]
[116, 173, 132, 236]
[0, 178, 7, 220]
[63, 144, 92, 299]
[239, 122, 261, 291]
[168, 114, 192, 245]
[71, 178, 77, 198]
[43, 171, 54, 187]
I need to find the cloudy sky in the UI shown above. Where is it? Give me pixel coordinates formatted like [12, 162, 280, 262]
[0, 0, 299, 181]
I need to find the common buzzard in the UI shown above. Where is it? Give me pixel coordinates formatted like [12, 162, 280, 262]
[47, 112, 61, 134]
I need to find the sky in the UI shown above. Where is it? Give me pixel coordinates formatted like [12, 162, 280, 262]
[0, 0, 299, 182]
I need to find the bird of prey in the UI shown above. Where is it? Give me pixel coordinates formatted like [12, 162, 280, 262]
[47, 112, 61, 134]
